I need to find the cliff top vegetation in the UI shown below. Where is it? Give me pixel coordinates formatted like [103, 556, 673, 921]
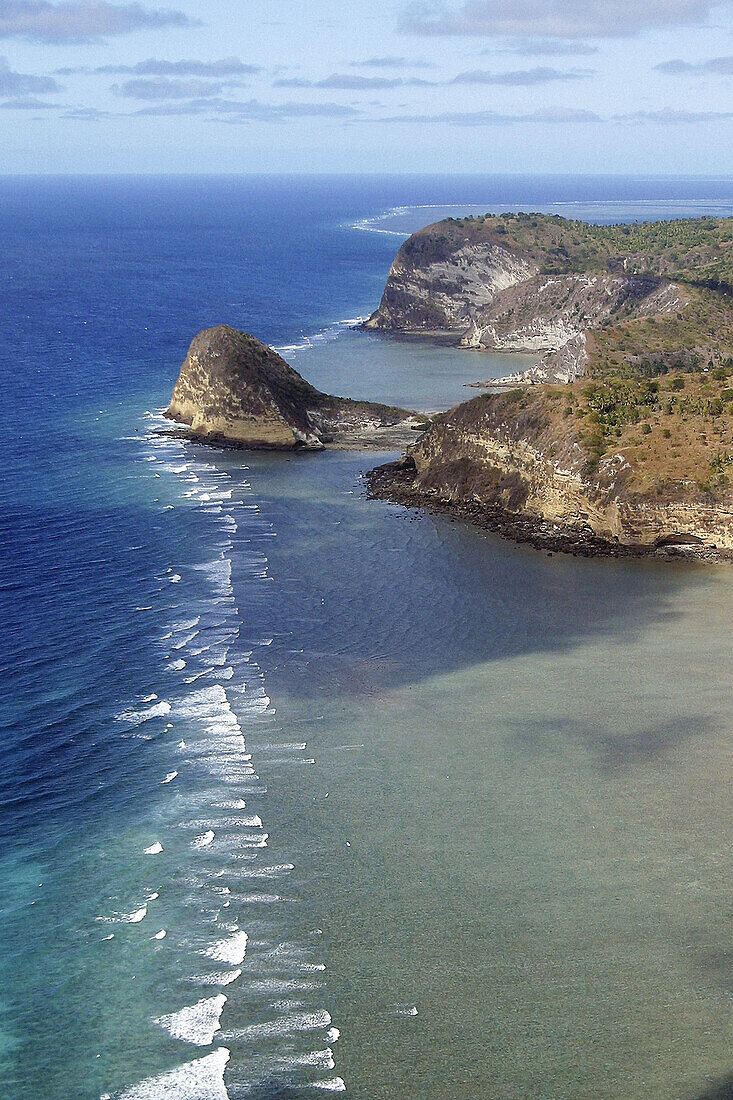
[403, 213, 733, 382]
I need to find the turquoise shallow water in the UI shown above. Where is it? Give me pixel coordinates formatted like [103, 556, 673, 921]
[0, 175, 732, 1100]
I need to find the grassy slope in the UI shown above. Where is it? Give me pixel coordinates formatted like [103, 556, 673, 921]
[410, 213, 733, 375]
[407, 214, 733, 501]
[460, 376, 733, 502]
[426, 212, 733, 289]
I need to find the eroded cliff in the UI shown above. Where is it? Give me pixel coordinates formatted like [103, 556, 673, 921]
[366, 213, 733, 384]
[368, 381, 733, 559]
[166, 325, 421, 451]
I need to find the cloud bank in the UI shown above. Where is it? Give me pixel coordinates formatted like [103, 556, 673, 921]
[401, 0, 719, 38]
[451, 65, 592, 84]
[0, 0, 194, 43]
[381, 106, 602, 124]
[378, 105, 733, 124]
[495, 37, 599, 55]
[0, 55, 60, 94]
[349, 55, 434, 68]
[113, 76, 227, 98]
[275, 73, 432, 89]
[58, 57, 260, 75]
[131, 97, 360, 120]
[655, 55, 733, 74]
[275, 66, 588, 89]
[0, 92, 61, 106]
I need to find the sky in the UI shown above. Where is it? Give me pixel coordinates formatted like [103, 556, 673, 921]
[0, 0, 732, 173]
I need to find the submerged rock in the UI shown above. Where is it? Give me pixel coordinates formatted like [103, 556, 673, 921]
[165, 325, 420, 451]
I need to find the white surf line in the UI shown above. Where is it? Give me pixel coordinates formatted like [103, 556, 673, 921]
[102, 432, 238, 1100]
[108, 1047, 230, 1100]
[273, 315, 367, 356]
[95, 902, 148, 925]
[350, 201, 495, 236]
[132, 420, 346, 1094]
[155, 994, 227, 1046]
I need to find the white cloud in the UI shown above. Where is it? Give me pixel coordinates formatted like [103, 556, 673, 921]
[58, 57, 260, 75]
[401, 0, 722, 38]
[655, 55, 733, 73]
[494, 38, 599, 54]
[274, 66, 589, 89]
[112, 76, 226, 98]
[381, 106, 602, 124]
[617, 106, 733, 120]
[0, 55, 60, 93]
[132, 97, 361, 120]
[349, 56, 435, 68]
[451, 65, 592, 84]
[377, 104, 733, 125]
[0, 0, 195, 44]
[0, 92, 61, 106]
[275, 73, 432, 89]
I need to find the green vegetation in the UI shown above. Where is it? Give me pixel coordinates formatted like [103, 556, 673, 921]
[442, 211, 733, 290]
[567, 372, 733, 497]
[417, 213, 733, 384]
[410, 213, 733, 502]
[587, 286, 733, 380]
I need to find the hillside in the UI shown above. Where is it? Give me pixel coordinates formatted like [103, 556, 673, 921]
[365, 213, 733, 383]
[366, 214, 733, 556]
[165, 325, 421, 450]
[368, 376, 733, 557]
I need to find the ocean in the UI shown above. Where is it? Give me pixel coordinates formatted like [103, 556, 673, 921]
[1, 174, 732, 1100]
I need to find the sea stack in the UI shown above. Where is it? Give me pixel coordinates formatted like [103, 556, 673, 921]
[166, 325, 421, 450]
[166, 325, 326, 449]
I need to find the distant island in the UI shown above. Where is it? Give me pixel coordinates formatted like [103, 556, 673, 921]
[366, 213, 733, 559]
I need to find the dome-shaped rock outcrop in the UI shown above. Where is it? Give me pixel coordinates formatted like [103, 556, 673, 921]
[166, 325, 420, 450]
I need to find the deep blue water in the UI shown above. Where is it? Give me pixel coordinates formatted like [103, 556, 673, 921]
[1, 175, 733, 1100]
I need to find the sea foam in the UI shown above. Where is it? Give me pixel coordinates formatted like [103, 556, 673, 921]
[202, 930, 248, 966]
[113, 1046, 230, 1099]
[155, 994, 227, 1046]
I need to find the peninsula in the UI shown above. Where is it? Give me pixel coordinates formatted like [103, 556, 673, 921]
[367, 214, 733, 558]
[165, 325, 422, 450]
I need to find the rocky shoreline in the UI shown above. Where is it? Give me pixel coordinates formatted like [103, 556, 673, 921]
[366, 459, 731, 563]
[165, 325, 423, 451]
[359, 211, 733, 563]
[366, 212, 732, 385]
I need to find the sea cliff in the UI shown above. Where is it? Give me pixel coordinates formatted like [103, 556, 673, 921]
[165, 325, 422, 450]
[367, 384, 733, 559]
[365, 214, 733, 558]
[365, 213, 733, 385]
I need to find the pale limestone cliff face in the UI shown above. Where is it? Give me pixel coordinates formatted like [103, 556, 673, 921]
[365, 240, 537, 334]
[465, 277, 687, 383]
[367, 227, 690, 384]
[390, 401, 733, 551]
[166, 325, 420, 451]
[167, 326, 325, 449]
[461, 275, 687, 351]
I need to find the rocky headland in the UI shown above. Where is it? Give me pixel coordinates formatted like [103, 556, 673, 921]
[366, 214, 733, 559]
[365, 212, 733, 385]
[165, 325, 423, 451]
